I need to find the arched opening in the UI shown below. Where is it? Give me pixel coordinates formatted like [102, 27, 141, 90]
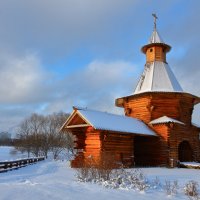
[178, 141, 193, 162]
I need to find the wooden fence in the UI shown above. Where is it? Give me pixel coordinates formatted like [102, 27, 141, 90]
[0, 157, 45, 173]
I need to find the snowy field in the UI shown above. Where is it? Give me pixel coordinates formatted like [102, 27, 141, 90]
[1, 146, 200, 200]
[0, 146, 28, 161]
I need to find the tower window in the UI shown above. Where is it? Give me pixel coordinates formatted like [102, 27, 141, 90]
[126, 108, 132, 115]
[150, 48, 153, 52]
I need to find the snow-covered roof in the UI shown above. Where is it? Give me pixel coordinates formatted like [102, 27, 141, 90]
[64, 107, 157, 136]
[149, 29, 164, 44]
[134, 61, 183, 94]
[149, 116, 185, 125]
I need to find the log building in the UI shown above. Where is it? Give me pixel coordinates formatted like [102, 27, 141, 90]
[61, 16, 200, 167]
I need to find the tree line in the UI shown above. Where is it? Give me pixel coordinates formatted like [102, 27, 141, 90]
[15, 112, 74, 159]
[0, 132, 13, 146]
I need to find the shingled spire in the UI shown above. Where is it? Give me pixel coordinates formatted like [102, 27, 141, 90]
[149, 13, 164, 44]
[134, 14, 183, 94]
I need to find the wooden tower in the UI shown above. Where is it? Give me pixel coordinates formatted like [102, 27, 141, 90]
[116, 14, 200, 166]
[62, 15, 200, 168]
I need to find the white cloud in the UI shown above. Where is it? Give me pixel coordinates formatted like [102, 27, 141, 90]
[0, 53, 50, 103]
[43, 60, 137, 114]
[0, 59, 137, 132]
[0, 0, 200, 132]
[0, 0, 139, 59]
[0, 105, 35, 134]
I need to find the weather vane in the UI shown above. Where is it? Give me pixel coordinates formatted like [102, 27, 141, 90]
[152, 13, 158, 30]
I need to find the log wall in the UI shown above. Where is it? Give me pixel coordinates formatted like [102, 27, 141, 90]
[68, 126, 161, 168]
[69, 127, 136, 168]
[69, 124, 199, 168]
[101, 132, 134, 167]
[150, 123, 200, 166]
[149, 124, 169, 166]
[69, 127, 86, 168]
[64, 94, 199, 168]
[146, 46, 166, 63]
[169, 124, 200, 163]
[123, 95, 151, 123]
[122, 93, 194, 125]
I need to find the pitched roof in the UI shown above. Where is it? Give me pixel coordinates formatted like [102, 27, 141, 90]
[149, 116, 185, 125]
[134, 61, 183, 94]
[149, 29, 164, 44]
[63, 107, 157, 136]
[141, 29, 171, 54]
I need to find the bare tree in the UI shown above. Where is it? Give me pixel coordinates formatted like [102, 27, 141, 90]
[15, 112, 73, 159]
[28, 113, 44, 157]
[16, 113, 45, 157]
[16, 119, 32, 157]
[49, 112, 73, 159]
[0, 132, 12, 146]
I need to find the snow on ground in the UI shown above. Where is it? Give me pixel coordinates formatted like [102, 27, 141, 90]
[0, 146, 28, 161]
[1, 146, 200, 200]
[1, 160, 200, 200]
[180, 162, 200, 167]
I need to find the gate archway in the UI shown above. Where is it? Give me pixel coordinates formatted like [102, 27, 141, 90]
[178, 141, 193, 162]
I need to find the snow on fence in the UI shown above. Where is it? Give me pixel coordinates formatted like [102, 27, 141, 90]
[0, 157, 45, 173]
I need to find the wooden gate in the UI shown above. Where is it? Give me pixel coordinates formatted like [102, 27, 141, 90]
[178, 141, 193, 162]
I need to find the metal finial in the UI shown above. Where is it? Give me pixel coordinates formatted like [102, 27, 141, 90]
[152, 13, 158, 30]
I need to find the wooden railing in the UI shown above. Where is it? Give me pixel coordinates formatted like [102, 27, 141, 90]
[0, 157, 45, 173]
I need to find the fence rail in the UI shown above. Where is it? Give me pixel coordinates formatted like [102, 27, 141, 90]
[0, 157, 45, 173]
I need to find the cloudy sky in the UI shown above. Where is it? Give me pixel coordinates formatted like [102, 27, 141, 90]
[0, 0, 200, 132]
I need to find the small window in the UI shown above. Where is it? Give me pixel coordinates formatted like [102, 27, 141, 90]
[126, 108, 132, 115]
[150, 48, 153, 52]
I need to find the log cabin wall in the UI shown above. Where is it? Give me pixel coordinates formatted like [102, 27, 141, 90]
[68, 127, 135, 168]
[168, 124, 200, 163]
[146, 46, 166, 63]
[101, 132, 134, 167]
[149, 124, 170, 166]
[123, 94, 152, 123]
[68, 127, 102, 168]
[68, 127, 86, 168]
[122, 93, 194, 125]
[150, 123, 200, 166]
[84, 127, 101, 165]
[150, 93, 194, 125]
[69, 125, 161, 168]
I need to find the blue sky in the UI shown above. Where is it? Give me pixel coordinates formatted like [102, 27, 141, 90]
[0, 0, 200, 132]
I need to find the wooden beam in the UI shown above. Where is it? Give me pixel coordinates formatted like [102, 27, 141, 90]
[66, 124, 90, 128]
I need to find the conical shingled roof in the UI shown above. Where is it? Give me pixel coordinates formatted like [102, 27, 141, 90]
[134, 26, 183, 95]
[141, 28, 171, 54]
[149, 29, 164, 44]
[134, 61, 183, 94]
[116, 19, 200, 107]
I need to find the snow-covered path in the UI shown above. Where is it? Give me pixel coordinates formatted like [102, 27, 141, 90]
[1, 159, 200, 200]
[0, 160, 141, 200]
